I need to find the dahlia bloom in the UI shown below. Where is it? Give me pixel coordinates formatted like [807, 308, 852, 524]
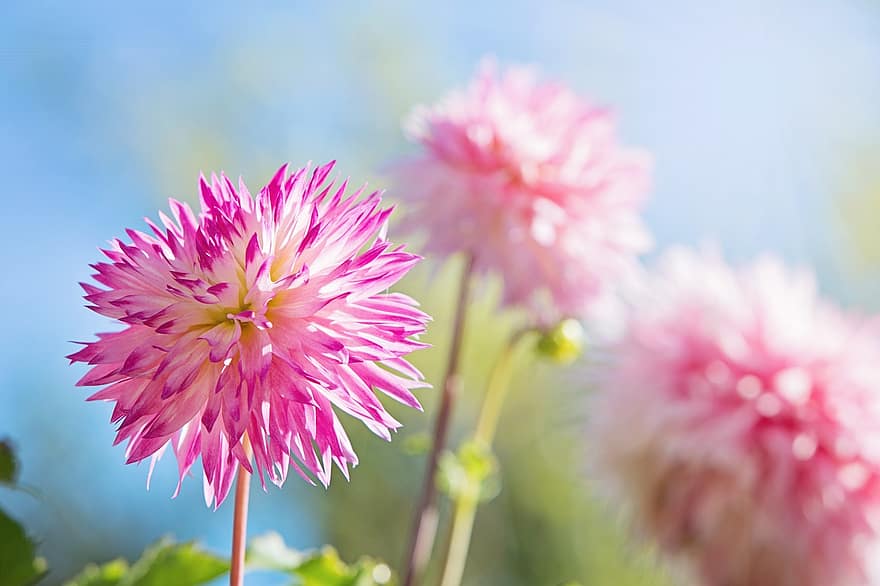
[391, 59, 651, 320]
[69, 162, 429, 508]
[589, 248, 880, 586]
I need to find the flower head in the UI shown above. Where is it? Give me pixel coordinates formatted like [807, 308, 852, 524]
[391, 59, 651, 321]
[69, 162, 429, 507]
[589, 248, 880, 586]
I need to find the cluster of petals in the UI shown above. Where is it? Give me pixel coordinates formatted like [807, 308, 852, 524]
[589, 248, 880, 586]
[391, 59, 651, 320]
[69, 162, 429, 507]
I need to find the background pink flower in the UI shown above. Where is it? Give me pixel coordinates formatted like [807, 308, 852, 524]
[69, 162, 430, 508]
[589, 248, 880, 586]
[391, 59, 651, 321]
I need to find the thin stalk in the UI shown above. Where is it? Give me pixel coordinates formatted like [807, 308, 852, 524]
[437, 329, 530, 586]
[230, 435, 253, 586]
[473, 329, 529, 445]
[402, 255, 476, 586]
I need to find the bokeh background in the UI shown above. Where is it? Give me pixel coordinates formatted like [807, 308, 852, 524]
[1, 1, 879, 584]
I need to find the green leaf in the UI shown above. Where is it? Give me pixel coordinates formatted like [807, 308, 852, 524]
[63, 559, 129, 586]
[247, 532, 394, 586]
[122, 538, 229, 586]
[63, 538, 228, 586]
[0, 440, 47, 585]
[293, 547, 354, 585]
[293, 549, 392, 586]
[0, 508, 48, 586]
[0, 438, 19, 485]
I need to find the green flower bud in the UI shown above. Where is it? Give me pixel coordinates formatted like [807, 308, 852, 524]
[437, 440, 501, 503]
[535, 318, 585, 364]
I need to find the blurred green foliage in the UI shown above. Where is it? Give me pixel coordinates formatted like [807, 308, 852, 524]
[0, 440, 48, 586]
[63, 538, 228, 586]
[0, 440, 19, 485]
[63, 559, 130, 586]
[437, 440, 500, 504]
[0, 509, 47, 586]
[60, 533, 399, 586]
[248, 532, 394, 586]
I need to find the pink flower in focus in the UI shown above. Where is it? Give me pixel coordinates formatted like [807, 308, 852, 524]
[69, 162, 430, 508]
[391, 59, 651, 320]
[589, 248, 880, 586]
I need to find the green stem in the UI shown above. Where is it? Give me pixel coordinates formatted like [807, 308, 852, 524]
[437, 329, 530, 586]
[438, 492, 479, 586]
[473, 329, 528, 445]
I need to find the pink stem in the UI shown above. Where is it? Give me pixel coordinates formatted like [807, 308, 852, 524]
[230, 438, 252, 586]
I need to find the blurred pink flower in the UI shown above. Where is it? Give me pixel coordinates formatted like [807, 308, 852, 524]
[590, 248, 880, 586]
[69, 162, 429, 508]
[391, 59, 651, 321]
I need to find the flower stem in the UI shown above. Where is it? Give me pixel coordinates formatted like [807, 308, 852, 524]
[437, 489, 479, 586]
[402, 255, 476, 586]
[230, 435, 253, 586]
[473, 329, 529, 445]
[437, 329, 530, 586]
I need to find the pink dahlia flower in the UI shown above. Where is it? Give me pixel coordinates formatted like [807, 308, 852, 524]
[589, 248, 880, 586]
[69, 162, 429, 508]
[391, 59, 651, 320]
